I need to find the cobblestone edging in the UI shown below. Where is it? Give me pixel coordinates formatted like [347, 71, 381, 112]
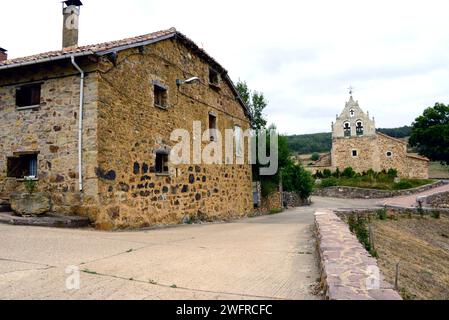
[314, 210, 402, 300]
[313, 180, 448, 199]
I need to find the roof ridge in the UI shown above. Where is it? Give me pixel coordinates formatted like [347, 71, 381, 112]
[0, 28, 177, 66]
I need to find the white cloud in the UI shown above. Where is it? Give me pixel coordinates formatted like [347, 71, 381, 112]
[1, 0, 448, 134]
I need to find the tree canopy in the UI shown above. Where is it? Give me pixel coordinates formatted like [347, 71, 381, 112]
[409, 103, 449, 165]
[235, 80, 268, 130]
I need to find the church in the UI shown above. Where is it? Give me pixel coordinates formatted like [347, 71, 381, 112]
[312, 94, 429, 179]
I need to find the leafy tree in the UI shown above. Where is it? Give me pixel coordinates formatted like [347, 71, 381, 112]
[236, 80, 267, 130]
[311, 153, 320, 161]
[409, 103, 449, 165]
[281, 163, 315, 199]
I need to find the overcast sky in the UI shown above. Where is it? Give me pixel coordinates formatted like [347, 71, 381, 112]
[2, 0, 449, 134]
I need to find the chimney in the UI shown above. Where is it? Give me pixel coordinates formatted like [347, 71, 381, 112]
[62, 0, 83, 49]
[0, 48, 7, 62]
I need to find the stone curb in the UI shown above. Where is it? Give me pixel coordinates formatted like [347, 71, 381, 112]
[315, 209, 402, 300]
[313, 180, 448, 199]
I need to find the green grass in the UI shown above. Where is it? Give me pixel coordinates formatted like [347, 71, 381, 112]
[319, 176, 433, 191]
[429, 162, 449, 179]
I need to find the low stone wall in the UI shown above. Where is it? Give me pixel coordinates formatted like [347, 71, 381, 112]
[315, 210, 402, 300]
[419, 190, 449, 209]
[282, 192, 311, 207]
[313, 180, 447, 199]
[259, 191, 282, 213]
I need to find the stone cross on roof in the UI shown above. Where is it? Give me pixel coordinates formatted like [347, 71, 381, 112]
[348, 86, 354, 96]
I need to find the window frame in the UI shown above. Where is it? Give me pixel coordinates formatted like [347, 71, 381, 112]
[155, 151, 169, 175]
[7, 152, 39, 180]
[153, 81, 168, 109]
[208, 112, 218, 142]
[352, 149, 358, 157]
[15, 83, 42, 110]
[386, 151, 393, 158]
[208, 67, 220, 87]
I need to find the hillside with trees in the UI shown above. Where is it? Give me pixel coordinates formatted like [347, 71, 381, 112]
[287, 126, 412, 155]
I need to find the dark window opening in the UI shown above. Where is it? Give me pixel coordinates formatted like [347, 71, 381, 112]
[154, 84, 168, 108]
[155, 152, 169, 174]
[16, 84, 41, 108]
[352, 150, 358, 157]
[386, 151, 393, 157]
[209, 68, 219, 86]
[344, 123, 351, 137]
[209, 113, 217, 141]
[356, 121, 364, 136]
[7, 154, 38, 178]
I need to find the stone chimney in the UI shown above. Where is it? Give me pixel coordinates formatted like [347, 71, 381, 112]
[0, 48, 7, 62]
[62, 0, 83, 49]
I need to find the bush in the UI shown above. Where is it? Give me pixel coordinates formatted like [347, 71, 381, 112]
[431, 211, 441, 219]
[333, 168, 341, 178]
[261, 179, 278, 197]
[387, 168, 398, 178]
[24, 178, 37, 194]
[342, 167, 356, 178]
[320, 177, 338, 188]
[311, 153, 320, 161]
[314, 170, 324, 179]
[323, 169, 332, 178]
[377, 207, 388, 220]
[393, 180, 414, 190]
[282, 163, 315, 199]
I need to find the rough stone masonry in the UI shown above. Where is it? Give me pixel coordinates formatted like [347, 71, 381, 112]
[0, 29, 254, 229]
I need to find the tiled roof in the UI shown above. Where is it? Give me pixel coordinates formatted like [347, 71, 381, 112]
[0, 28, 177, 67]
[0, 27, 250, 118]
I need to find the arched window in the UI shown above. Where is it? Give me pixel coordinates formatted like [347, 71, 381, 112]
[356, 120, 364, 136]
[343, 122, 351, 137]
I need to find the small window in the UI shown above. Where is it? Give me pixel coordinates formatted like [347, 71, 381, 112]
[7, 153, 38, 179]
[209, 68, 219, 86]
[154, 83, 168, 109]
[155, 152, 169, 174]
[352, 150, 358, 157]
[16, 84, 41, 108]
[209, 113, 217, 141]
[235, 125, 243, 157]
[386, 151, 393, 157]
[349, 109, 355, 117]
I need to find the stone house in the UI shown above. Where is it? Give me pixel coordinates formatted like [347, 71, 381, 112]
[310, 95, 429, 179]
[0, 2, 253, 229]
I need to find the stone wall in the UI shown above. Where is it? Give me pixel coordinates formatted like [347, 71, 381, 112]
[420, 190, 449, 209]
[313, 180, 447, 199]
[0, 58, 100, 215]
[259, 191, 282, 213]
[315, 209, 402, 300]
[93, 39, 253, 229]
[331, 133, 429, 179]
[331, 135, 378, 173]
[282, 192, 311, 207]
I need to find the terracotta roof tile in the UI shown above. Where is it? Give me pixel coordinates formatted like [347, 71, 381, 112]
[0, 28, 177, 67]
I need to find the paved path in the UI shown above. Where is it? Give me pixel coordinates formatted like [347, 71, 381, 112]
[0, 201, 340, 300]
[379, 183, 449, 208]
[0, 193, 429, 300]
